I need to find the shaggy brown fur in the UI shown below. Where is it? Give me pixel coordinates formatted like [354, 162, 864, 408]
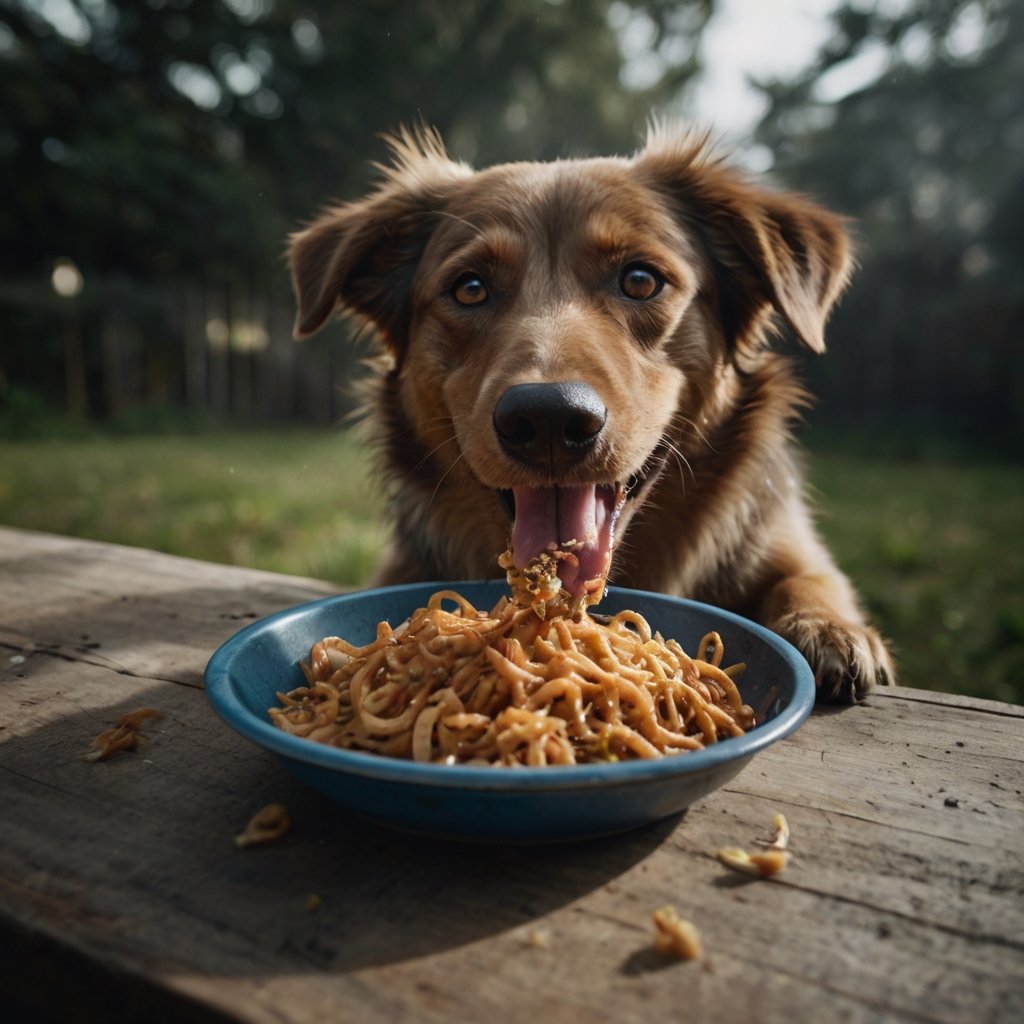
[289, 125, 894, 702]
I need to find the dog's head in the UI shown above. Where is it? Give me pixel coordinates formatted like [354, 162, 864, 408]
[290, 125, 851, 596]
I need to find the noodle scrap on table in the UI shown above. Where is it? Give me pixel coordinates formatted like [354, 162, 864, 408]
[268, 548, 756, 766]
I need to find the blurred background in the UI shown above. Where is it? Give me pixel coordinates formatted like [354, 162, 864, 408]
[1, 0, 1021, 701]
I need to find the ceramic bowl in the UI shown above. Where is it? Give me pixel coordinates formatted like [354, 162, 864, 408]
[205, 581, 814, 842]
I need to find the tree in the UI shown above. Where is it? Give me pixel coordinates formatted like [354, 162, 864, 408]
[0, 0, 713, 421]
[753, 0, 1023, 449]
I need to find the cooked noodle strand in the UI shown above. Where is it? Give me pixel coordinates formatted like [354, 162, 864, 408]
[270, 569, 756, 765]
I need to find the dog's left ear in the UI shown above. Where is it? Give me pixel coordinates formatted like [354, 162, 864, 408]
[637, 132, 852, 354]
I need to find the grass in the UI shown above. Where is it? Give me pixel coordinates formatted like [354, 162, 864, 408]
[806, 450, 1024, 705]
[0, 429, 390, 586]
[1, 429, 1021, 704]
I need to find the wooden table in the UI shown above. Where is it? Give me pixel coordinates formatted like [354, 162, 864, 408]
[1, 526, 1021, 1024]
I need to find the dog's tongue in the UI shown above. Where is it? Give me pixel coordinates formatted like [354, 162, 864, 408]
[511, 485, 620, 597]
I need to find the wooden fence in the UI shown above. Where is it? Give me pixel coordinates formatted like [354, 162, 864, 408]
[3, 275, 366, 425]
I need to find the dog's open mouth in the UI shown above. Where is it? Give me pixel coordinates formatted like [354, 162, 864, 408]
[498, 443, 670, 599]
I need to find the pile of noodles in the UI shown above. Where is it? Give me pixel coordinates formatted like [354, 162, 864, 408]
[268, 550, 756, 767]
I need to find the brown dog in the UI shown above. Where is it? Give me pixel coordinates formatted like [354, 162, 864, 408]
[289, 125, 894, 703]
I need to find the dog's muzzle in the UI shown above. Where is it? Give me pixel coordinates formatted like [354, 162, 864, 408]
[490, 381, 617, 598]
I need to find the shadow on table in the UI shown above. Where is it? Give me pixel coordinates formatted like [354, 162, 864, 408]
[2, 593, 679, 981]
[6, 688, 679, 970]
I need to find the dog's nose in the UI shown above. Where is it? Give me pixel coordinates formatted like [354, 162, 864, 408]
[493, 381, 607, 470]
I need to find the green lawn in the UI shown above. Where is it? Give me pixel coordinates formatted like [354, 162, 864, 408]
[0, 430, 390, 587]
[1, 430, 1021, 704]
[806, 451, 1024, 705]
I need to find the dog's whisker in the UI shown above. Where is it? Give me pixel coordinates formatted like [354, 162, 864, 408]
[678, 415, 719, 455]
[425, 451, 467, 511]
[410, 434, 460, 476]
[667, 457, 689, 497]
[660, 434, 694, 491]
[371, 415, 459, 445]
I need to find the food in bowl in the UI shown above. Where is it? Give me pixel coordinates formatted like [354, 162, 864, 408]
[269, 550, 755, 766]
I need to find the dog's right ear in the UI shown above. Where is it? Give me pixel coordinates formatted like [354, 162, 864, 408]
[288, 127, 471, 354]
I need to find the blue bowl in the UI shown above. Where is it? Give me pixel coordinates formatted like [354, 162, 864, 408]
[205, 582, 814, 842]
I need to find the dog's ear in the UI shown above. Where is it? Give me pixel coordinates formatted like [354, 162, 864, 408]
[288, 127, 471, 353]
[636, 130, 852, 354]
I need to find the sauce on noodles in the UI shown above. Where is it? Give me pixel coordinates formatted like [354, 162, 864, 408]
[269, 548, 756, 766]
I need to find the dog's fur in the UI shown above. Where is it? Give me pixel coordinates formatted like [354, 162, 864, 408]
[289, 125, 894, 702]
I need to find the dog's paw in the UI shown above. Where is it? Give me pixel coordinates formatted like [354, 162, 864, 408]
[770, 613, 895, 703]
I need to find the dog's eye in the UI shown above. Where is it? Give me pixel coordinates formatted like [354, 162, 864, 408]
[620, 265, 664, 301]
[451, 273, 488, 306]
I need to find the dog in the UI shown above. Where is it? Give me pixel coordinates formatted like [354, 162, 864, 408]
[288, 124, 894, 703]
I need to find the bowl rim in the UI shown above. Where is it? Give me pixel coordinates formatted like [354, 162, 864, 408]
[204, 581, 815, 792]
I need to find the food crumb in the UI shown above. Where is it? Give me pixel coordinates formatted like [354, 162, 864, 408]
[716, 847, 791, 878]
[755, 813, 790, 851]
[716, 813, 793, 877]
[235, 803, 290, 848]
[82, 707, 164, 762]
[305, 893, 322, 912]
[652, 905, 702, 961]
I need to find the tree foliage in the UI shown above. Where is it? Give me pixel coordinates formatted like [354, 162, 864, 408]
[1, 0, 709, 290]
[0, 0, 711, 419]
[754, 0, 1023, 448]
[2, 0, 1019, 446]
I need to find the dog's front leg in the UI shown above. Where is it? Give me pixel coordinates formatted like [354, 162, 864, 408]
[758, 567, 895, 704]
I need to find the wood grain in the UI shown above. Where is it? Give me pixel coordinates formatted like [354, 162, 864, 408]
[1, 527, 1021, 1024]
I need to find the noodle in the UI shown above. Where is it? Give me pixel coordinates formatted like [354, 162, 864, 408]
[268, 550, 756, 766]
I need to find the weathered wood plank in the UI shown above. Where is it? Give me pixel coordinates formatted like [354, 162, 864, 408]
[887, 685, 1024, 718]
[1, 527, 1022, 1024]
[0, 527, 337, 686]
